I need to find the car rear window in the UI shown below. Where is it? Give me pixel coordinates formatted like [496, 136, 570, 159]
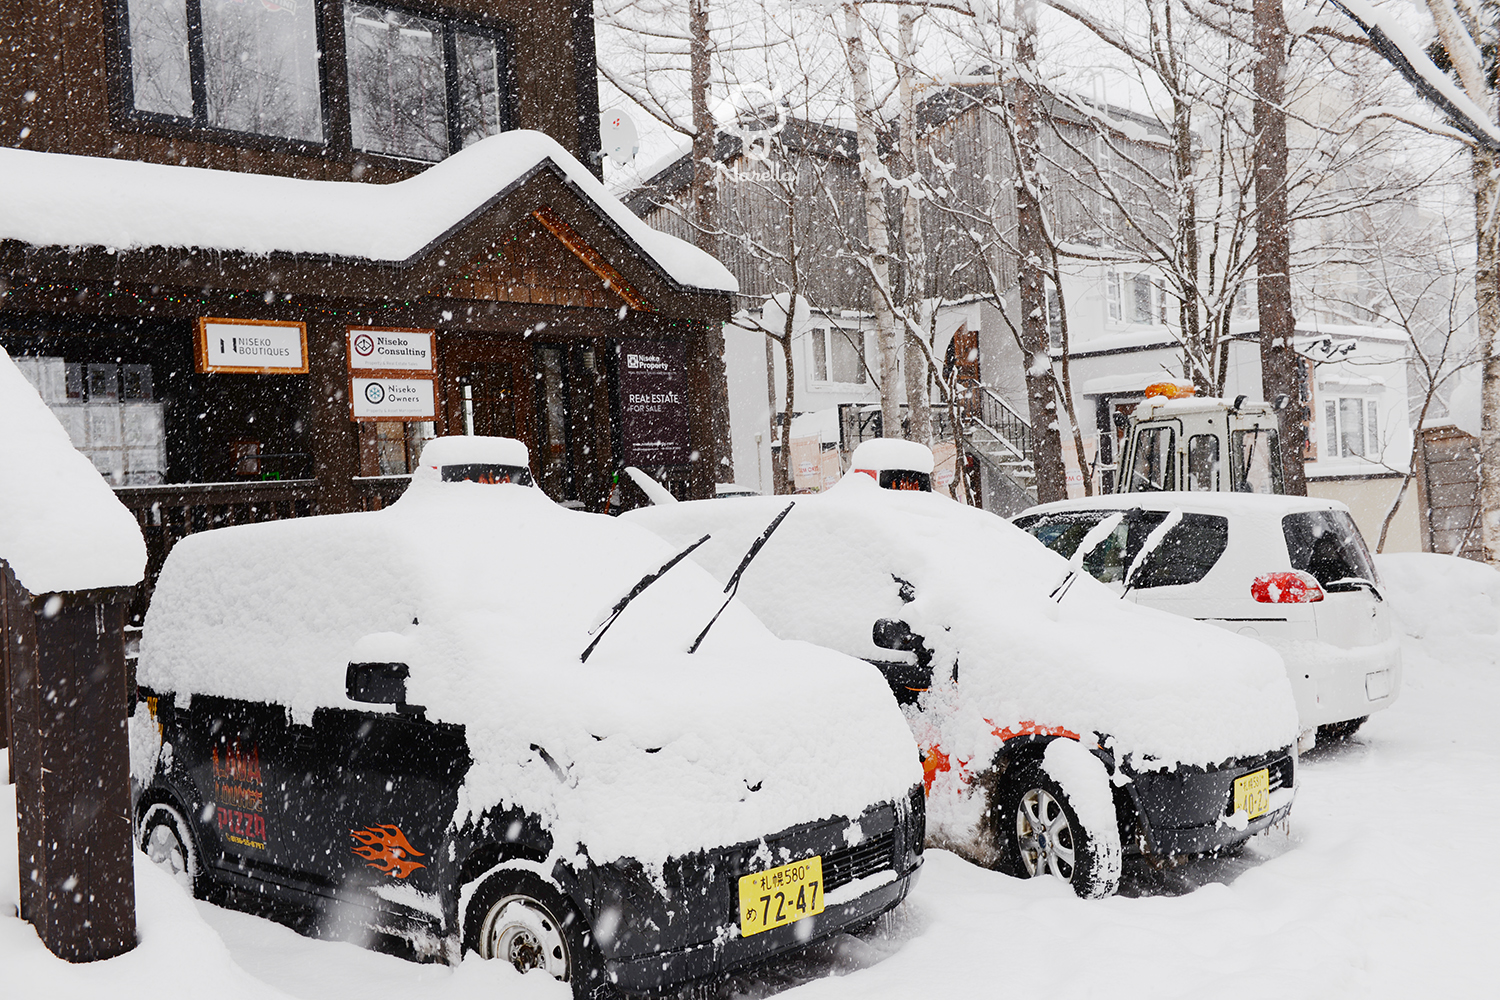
[1014, 509, 1229, 588]
[1282, 510, 1378, 586]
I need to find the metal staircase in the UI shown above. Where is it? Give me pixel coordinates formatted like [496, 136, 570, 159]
[962, 385, 1038, 509]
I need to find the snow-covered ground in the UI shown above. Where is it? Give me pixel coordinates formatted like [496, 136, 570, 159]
[3, 552, 1496, 998]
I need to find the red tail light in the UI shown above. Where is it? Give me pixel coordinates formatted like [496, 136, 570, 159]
[1251, 571, 1324, 603]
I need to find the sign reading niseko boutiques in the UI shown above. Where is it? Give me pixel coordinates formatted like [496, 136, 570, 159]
[619, 340, 691, 466]
[197, 318, 308, 374]
[347, 327, 434, 373]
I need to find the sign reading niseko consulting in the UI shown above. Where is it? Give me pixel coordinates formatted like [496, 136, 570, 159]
[347, 327, 434, 373]
[619, 340, 691, 466]
[350, 376, 436, 421]
[197, 318, 308, 374]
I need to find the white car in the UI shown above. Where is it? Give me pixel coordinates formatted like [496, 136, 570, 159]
[626, 473, 1299, 899]
[1014, 493, 1401, 742]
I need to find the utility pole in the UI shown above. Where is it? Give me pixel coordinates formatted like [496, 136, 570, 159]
[1253, 0, 1306, 495]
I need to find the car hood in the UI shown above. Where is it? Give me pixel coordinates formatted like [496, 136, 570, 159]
[626, 475, 1299, 773]
[140, 478, 920, 867]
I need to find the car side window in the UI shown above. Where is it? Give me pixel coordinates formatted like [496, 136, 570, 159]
[1129, 426, 1175, 491]
[1018, 510, 1229, 588]
[1282, 510, 1378, 586]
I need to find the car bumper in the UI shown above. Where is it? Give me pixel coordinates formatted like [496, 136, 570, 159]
[584, 790, 925, 994]
[1275, 638, 1402, 729]
[1125, 748, 1295, 859]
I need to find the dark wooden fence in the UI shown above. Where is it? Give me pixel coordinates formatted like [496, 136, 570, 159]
[1415, 425, 1482, 560]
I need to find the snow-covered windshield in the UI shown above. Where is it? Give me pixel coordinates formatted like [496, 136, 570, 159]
[1283, 509, 1378, 588]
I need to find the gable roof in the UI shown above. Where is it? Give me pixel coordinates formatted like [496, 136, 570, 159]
[0, 130, 737, 296]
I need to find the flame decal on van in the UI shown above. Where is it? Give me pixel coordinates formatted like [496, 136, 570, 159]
[350, 824, 427, 878]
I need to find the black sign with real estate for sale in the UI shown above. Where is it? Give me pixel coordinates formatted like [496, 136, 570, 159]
[619, 339, 691, 466]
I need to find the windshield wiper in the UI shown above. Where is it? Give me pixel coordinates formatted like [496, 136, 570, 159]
[688, 502, 795, 653]
[581, 534, 711, 663]
[1323, 576, 1383, 601]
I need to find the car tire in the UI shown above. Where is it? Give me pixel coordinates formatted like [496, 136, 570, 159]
[138, 802, 201, 895]
[997, 762, 1122, 899]
[1317, 716, 1367, 742]
[465, 869, 608, 999]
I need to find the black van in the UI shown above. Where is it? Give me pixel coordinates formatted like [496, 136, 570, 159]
[133, 437, 924, 998]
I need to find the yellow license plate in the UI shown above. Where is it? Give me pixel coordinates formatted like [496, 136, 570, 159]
[738, 856, 824, 937]
[1233, 768, 1271, 820]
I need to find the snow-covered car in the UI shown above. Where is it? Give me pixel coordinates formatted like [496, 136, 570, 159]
[625, 472, 1299, 898]
[131, 437, 924, 997]
[1013, 493, 1401, 742]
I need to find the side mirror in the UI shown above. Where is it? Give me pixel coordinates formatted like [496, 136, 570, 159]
[346, 662, 423, 715]
[872, 620, 931, 667]
[1112, 412, 1131, 432]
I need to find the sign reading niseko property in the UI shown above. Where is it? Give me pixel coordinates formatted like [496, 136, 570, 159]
[350, 376, 437, 421]
[347, 327, 435, 373]
[619, 340, 691, 466]
[197, 318, 308, 374]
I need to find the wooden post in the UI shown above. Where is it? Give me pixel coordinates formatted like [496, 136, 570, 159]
[308, 313, 359, 515]
[3, 559, 137, 962]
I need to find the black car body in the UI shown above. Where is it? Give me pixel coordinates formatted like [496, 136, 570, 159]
[131, 438, 923, 996]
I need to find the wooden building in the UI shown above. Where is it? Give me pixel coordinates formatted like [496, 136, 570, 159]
[0, 1, 736, 614]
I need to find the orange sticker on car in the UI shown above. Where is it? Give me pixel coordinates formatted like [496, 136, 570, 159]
[350, 824, 427, 878]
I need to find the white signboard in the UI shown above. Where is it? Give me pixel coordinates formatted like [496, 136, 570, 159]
[197, 318, 308, 374]
[350, 377, 437, 421]
[347, 327, 435, 373]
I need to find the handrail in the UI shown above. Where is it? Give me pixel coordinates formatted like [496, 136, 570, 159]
[968, 384, 1034, 464]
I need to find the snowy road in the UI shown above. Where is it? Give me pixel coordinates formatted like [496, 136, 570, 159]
[4, 553, 1497, 998]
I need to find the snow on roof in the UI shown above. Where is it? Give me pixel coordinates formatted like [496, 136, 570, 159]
[0, 347, 146, 594]
[138, 477, 916, 865]
[0, 130, 738, 294]
[415, 435, 530, 472]
[850, 439, 935, 475]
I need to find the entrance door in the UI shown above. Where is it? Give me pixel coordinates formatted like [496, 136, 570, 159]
[436, 337, 536, 472]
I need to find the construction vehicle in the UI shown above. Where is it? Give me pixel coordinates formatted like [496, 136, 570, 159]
[1114, 383, 1288, 495]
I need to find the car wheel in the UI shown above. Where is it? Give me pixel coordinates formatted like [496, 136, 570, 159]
[138, 803, 200, 895]
[466, 870, 606, 998]
[998, 762, 1121, 898]
[1317, 716, 1367, 742]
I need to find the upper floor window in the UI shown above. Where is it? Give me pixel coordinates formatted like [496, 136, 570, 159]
[1106, 270, 1122, 322]
[124, 0, 324, 142]
[1324, 396, 1379, 459]
[344, 3, 507, 162]
[810, 326, 867, 385]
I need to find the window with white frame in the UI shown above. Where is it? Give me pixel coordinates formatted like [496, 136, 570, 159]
[1132, 274, 1154, 324]
[1323, 396, 1380, 458]
[1106, 270, 1122, 322]
[1045, 285, 1062, 350]
[810, 326, 868, 384]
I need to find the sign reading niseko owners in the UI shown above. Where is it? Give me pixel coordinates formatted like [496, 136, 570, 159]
[197, 318, 308, 374]
[619, 340, 691, 466]
[350, 377, 437, 421]
[347, 327, 434, 373]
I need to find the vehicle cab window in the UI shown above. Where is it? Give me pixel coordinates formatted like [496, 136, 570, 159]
[1128, 426, 1175, 491]
[1187, 434, 1219, 491]
[1231, 427, 1282, 493]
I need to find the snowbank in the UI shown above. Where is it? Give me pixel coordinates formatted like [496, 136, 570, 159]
[138, 478, 917, 867]
[0, 131, 736, 294]
[0, 346, 146, 593]
[626, 475, 1298, 843]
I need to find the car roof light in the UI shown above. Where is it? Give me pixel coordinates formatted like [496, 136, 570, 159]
[1251, 570, 1324, 603]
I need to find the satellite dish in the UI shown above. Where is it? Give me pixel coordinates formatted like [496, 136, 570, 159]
[599, 111, 639, 167]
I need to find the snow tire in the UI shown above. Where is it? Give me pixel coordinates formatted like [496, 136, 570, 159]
[996, 761, 1122, 899]
[464, 869, 610, 999]
[138, 801, 202, 896]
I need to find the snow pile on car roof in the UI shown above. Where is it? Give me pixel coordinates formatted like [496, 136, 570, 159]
[138, 477, 917, 866]
[850, 439, 935, 474]
[413, 434, 531, 473]
[0, 346, 146, 594]
[626, 476, 1297, 842]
